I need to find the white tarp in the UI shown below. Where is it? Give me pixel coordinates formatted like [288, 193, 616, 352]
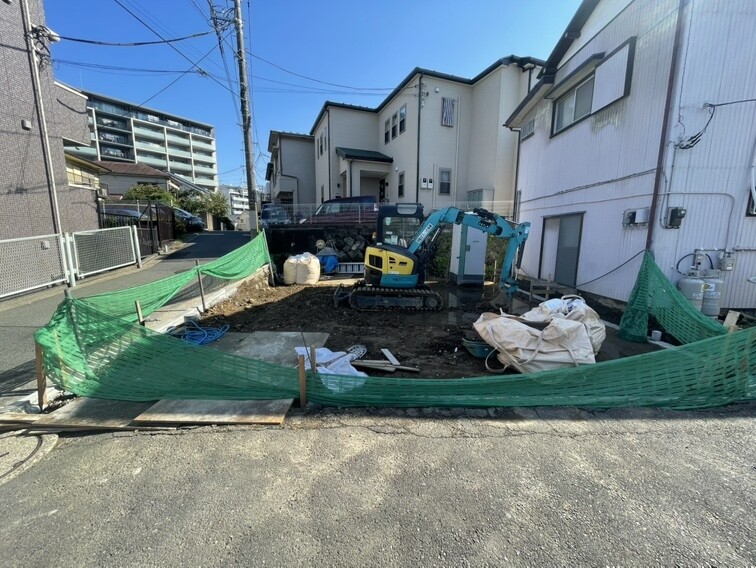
[517, 296, 606, 355]
[294, 346, 367, 394]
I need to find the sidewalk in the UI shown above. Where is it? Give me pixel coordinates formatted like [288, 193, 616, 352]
[0, 232, 252, 410]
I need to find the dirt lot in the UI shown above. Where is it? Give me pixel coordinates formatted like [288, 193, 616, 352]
[202, 272, 658, 378]
[202, 274, 520, 378]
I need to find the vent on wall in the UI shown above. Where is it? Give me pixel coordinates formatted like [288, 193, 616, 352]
[623, 207, 649, 227]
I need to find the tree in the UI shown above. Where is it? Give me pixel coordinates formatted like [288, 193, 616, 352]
[122, 184, 175, 203]
[181, 191, 229, 218]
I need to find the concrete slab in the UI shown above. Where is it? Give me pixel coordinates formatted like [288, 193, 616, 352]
[208, 331, 329, 367]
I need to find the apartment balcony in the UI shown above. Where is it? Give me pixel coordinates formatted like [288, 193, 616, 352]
[168, 161, 193, 173]
[134, 140, 166, 154]
[96, 118, 130, 132]
[98, 132, 131, 146]
[99, 145, 134, 161]
[166, 147, 192, 159]
[193, 163, 217, 175]
[136, 153, 168, 168]
[132, 125, 165, 141]
[166, 132, 191, 147]
[191, 137, 214, 151]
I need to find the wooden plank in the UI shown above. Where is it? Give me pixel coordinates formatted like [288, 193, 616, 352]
[353, 362, 396, 373]
[35, 341, 47, 411]
[723, 310, 741, 329]
[380, 349, 401, 366]
[298, 354, 307, 407]
[0, 413, 42, 424]
[133, 399, 293, 425]
[34, 398, 155, 430]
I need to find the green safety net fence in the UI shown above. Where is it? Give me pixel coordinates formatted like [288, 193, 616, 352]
[35, 237, 755, 409]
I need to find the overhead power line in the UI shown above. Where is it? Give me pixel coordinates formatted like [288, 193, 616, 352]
[246, 50, 393, 91]
[57, 31, 212, 46]
[113, 0, 236, 97]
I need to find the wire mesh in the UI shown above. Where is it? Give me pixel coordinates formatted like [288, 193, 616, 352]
[34, 234, 755, 409]
[0, 233, 67, 299]
[72, 226, 136, 278]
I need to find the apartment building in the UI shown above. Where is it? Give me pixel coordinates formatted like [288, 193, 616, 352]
[219, 184, 250, 216]
[266, 131, 315, 205]
[309, 56, 542, 215]
[64, 90, 219, 192]
[505, 0, 755, 310]
[0, 0, 99, 239]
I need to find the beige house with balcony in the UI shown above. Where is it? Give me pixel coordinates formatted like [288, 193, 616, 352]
[308, 56, 542, 215]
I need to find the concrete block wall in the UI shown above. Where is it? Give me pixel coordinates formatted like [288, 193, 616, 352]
[0, 0, 98, 240]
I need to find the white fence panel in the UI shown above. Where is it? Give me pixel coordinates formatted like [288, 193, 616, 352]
[0, 234, 68, 300]
[72, 226, 137, 278]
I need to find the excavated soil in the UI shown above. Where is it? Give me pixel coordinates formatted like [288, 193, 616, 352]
[202, 274, 513, 378]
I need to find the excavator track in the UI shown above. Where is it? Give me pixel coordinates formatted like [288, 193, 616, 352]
[344, 283, 443, 312]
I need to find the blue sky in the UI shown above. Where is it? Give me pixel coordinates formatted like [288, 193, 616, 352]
[46, 0, 581, 188]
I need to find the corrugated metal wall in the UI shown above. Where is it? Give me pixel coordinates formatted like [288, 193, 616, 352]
[516, 0, 755, 310]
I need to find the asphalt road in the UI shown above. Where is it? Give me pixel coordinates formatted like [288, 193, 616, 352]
[1, 404, 753, 566]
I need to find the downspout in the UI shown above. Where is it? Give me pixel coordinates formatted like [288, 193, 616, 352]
[512, 134, 521, 221]
[646, 0, 688, 251]
[415, 73, 423, 202]
[326, 109, 332, 201]
[348, 160, 353, 197]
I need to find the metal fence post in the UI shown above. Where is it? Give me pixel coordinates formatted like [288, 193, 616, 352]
[195, 260, 207, 312]
[63, 233, 77, 288]
[131, 225, 143, 268]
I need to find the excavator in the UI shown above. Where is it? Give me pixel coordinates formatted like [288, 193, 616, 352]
[334, 206, 530, 311]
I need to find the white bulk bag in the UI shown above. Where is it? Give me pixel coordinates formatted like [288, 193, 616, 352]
[283, 255, 300, 285]
[473, 312, 596, 374]
[517, 295, 605, 355]
[295, 252, 320, 285]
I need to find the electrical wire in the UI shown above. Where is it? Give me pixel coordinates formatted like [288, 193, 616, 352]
[245, 49, 393, 91]
[675, 105, 715, 149]
[705, 97, 756, 108]
[170, 320, 229, 345]
[575, 250, 647, 287]
[114, 0, 237, 98]
[57, 31, 212, 46]
[674, 252, 714, 275]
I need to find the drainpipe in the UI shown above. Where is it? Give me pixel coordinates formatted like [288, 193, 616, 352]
[646, 0, 688, 251]
[348, 160, 353, 197]
[415, 73, 423, 203]
[326, 110, 332, 201]
[512, 134, 521, 221]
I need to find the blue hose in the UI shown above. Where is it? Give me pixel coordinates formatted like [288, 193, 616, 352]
[170, 320, 229, 346]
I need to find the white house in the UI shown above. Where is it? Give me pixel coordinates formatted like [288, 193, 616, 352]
[309, 56, 542, 215]
[505, 0, 756, 310]
[265, 131, 315, 206]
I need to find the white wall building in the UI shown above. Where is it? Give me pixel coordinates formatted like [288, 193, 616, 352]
[265, 131, 315, 205]
[219, 184, 249, 217]
[506, 0, 756, 310]
[309, 56, 541, 215]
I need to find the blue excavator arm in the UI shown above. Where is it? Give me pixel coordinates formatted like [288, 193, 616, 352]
[407, 207, 530, 296]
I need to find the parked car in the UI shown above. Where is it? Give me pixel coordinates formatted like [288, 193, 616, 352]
[260, 204, 292, 228]
[305, 196, 379, 225]
[173, 208, 205, 232]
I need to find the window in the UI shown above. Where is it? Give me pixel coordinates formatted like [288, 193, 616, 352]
[384, 119, 390, 144]
[391, 113, 398, 139]
[399, 105, 407, 133]
[398, 172, 405, 198]
[441, 97, 455, 127]
[439, 168, 451, 195]
[520, 119, 535, 141]
[553, 76, 594, 134]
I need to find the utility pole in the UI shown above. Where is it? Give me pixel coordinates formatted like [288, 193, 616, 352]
[232, 0, 259, 236]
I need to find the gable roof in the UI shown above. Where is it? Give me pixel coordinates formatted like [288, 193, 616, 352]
[505, 0, 601, 128]
[309, 55, 544, 134]
[92, 161, 169, 178]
